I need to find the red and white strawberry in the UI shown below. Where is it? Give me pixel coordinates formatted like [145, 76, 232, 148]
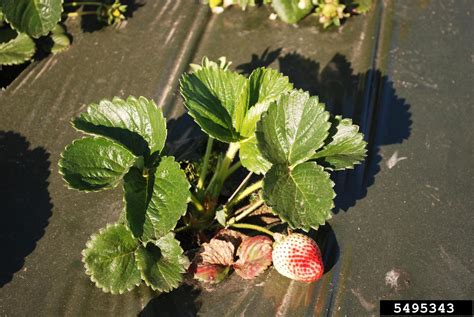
[272, 233, 324, 282]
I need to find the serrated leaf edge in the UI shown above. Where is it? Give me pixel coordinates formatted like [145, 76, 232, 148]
[70, 95, 167, 156]
[314, 117, 368, 171]
[58, 136, 136, 193]
[81, 223, 141, 295]
[134, 234, 187, 293]
[3, 1, 64, 39]
[263, 163, 336, 231]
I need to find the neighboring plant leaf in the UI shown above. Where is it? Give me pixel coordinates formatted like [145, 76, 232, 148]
[82, 224, 141, 294]
[0, 31, 35, 66]
[240, 135, 272, 175]
[180, 65, 248, 143]
[263, 162, 335, 231]
[2, 0, 63, 38]
[312, 116, 367, 170]
[240, 67, 293, 137]
[59, 137, 136, 191]
[234, 235, 273, 280]
[73, 96, 167, 157]
[135, 233, 189, 292]
[193, 263, 229, 284]
[271, 0, 314, 24]
[124, 156, 190, 241]
[50, 24, 70, 54]
[256, 90, 330, 167]
[353, 0, 372, 13]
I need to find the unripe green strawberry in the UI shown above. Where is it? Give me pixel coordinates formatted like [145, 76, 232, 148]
[272, 233, 324, 282]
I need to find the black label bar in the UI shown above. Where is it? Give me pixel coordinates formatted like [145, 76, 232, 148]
[380, 300, 473, 315]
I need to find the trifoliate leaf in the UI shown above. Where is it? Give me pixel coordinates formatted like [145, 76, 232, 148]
[271, 0, 314, 24]
[312, 116, 367, 170]
[0, 31, 35, 66]
[240, 67, 292, 138]
[180, 66, 248, 143]
[135, 233, 188, 292]
[2, 0, 63, 38]
[240, 135, 272, 175]
[123, 157, 190, 241]
[256, 90, 330, 167]
[50, 24, 70, 54]
[234, 235, 273, 280]
[59, 137, 136, 191]
[263, 162, 335, 231]
[82, 224, 141, 294]
[73, 96, 167, 157]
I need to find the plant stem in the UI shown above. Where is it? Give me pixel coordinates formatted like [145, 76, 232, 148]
[225, 161, 242, 178]
[227, 179, 263, 208]
[174, 225, 190, 233]
[66, 11, 99, 17]
[64, 1, 104, 7]
[190, 193, 205, 213]
[228, 199, 264, 224]
[229, 223, 274, 238]
[197, 137, 214, 190]
[206, 142, 240, 199]
[226, 171, 253, 205]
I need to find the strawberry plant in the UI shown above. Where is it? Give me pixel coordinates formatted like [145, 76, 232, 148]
[59, 57, 366, 294]
[206, 0, 372, 28]
[0, 0, 126, 66]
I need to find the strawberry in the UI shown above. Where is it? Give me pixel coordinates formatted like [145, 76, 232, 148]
[272, 233, 324, 282]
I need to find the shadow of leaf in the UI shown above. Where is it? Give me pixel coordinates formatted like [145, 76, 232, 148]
[0, 131, 53, 287]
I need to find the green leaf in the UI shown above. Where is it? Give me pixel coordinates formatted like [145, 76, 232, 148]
[240, 67, 293, 138]
[271, 0, 314, 24]
[353, 0, 372, 13]
[180, 66, 248, 143]
[59, 137, 136, 191]
[312, 116, 367, 170]
[82, 224, 141, 294]
[0, 31, 35, 66]
[2, 0, 63, 38]
[73, 96, 167, 157]
[238, 68, 292, 174]
[50, 24, 70, 54]
[256, 90, 330, 167]
[124, 156, 190, 241]
[135, 233, 188, 292]
[263, 162, 335, 231]
[240, 135, 271, 175]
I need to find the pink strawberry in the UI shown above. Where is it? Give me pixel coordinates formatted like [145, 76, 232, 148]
[272, 233, 324, 282]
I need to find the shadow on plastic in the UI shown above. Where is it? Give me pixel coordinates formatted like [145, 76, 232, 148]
[0, 131, 53, 287]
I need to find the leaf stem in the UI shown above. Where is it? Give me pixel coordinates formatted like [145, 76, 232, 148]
[225, 161, 242, 178]
[64, 1, 105, 7]
[66, 11, 99, 17]
[227, 179, 263, 208]
[228, 199, 264, 224]
[197, 137, 214, 190]
[190, 193, 205, 213]
[206, 142, 240, 199]
[174, 225, 190, 233]
[226, 171, 253, 205]
[229, 223, 274, 238]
